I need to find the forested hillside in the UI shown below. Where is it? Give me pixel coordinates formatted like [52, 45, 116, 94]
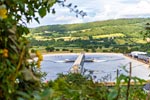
[31, 18, 148, 33]
[29, 18, 150, 53]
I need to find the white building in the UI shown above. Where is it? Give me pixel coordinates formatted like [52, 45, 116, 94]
[131, 51, 147, 58]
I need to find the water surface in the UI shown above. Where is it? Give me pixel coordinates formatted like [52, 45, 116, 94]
[41, 53, 150, 82]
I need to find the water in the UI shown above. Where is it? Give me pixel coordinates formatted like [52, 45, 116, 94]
[41, 53, 150, 82]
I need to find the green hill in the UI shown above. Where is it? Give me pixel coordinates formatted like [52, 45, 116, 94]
[30, 18, 149, 38]
[31, 18, 148, 33]
[28, 18, 150, 53]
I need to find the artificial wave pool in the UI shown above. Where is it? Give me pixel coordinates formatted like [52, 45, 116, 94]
[41, 53, 150, 82]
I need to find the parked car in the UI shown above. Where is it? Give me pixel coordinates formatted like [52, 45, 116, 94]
[138, 54, 150, 63]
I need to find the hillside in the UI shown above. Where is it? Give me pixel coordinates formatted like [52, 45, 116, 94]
[31, 18, 148, 32]
[28, 18, 150, 53]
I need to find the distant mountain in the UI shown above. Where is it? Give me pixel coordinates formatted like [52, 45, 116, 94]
[30, 18, 150, 34]
[29, 18, 150, 44]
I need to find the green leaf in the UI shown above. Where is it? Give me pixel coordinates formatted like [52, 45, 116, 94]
[6, 59, 11, 67]
[0, 49, 3, 54]
[23, 27, 29, 34]
[108, 89, 118, 100]
[35, 17, 40, 24]
[41, 88, 54, 98]
[16, 91, 31, 99]
[38, 7, 47, 17]
[17, 97, 25, 100]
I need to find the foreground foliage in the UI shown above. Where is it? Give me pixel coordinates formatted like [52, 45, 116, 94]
[42, 73, 147, 100]
[0, 0, 57, 99]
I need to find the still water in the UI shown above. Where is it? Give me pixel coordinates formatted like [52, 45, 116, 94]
[41, 53, 150, 82]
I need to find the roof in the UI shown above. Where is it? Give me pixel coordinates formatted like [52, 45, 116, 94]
[131, 51, 147, 55]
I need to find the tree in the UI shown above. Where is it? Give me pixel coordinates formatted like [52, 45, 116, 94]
[91, 48, 96, 52]
[142, 23, 150, 39]
[45, 46, 55, 52]
[0, 0, 60, 99]
[0, 0, 87, 99]
[55, 48, 60, 51]
[89, 36, 93, 40]
[84, 48, 89, 52]
[70, 49, 73, 53]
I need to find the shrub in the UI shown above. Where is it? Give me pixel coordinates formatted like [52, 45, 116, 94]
[55, 48, 60, 51]
[62, 48, 69, 51]
[45, 46, 55, 52]
[31, 49, 35, 53]
[70, 50, 73, 52]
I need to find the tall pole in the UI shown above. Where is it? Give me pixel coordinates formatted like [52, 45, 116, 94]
[148, 58, 150, 68]
[126, 62, 132, 100]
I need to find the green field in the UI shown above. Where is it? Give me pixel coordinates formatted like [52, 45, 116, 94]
[28, 18, 150, 53]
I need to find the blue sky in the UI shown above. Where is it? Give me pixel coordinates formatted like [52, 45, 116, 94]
[27, 0, 150, 28]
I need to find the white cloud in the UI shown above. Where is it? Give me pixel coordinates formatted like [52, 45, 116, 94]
[117, 0, 150, 18]
[54, 16, 83, 24]
[27, 0, 150, 28]
[83, 0, 150, 22]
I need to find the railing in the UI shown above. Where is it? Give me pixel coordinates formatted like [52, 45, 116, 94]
[69, 53, 85, 74]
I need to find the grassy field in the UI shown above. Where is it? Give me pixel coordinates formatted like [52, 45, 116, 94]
[29, 33, 126, 41]
[93, 33, 125, 39]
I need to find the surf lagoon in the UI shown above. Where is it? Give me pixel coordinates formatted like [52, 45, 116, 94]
[41, 53, 150, 82]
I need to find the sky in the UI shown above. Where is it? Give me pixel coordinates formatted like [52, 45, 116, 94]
[27, 0, 150, 28]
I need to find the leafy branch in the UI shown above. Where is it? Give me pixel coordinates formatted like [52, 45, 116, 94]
[57, 0, 87, 18]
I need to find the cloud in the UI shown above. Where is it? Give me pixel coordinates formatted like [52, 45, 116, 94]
[54, 16, 83, 24]
[27, 0, 150, 28]
[83, 0, 150, 22]
[117, 0, 150, 18]
[120, 0, 140, 4]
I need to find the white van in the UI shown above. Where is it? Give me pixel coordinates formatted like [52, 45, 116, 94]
[131, 51, 147, 58]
